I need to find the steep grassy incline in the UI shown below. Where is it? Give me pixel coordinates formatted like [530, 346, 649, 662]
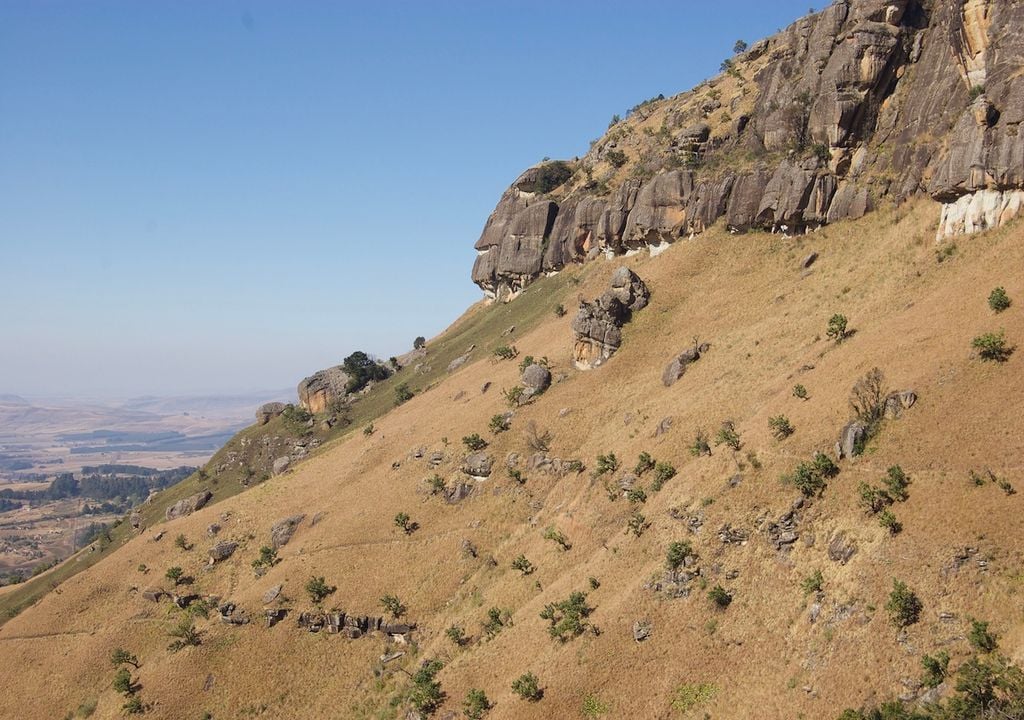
[1, 200, 1022, 720]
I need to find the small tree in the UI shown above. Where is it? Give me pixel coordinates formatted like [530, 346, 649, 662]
[969, 619, 998, 653]
[594, 452, 619, 476]
[920, 651, 950, 688]
[427, 474, 446, 495]
[826, 313, 849, 343]
[488, 414, 510, 434]
[409, 659, 445, 714]
[380, 593, 406, 619]
[769, 415, 794, 440]
[626, 511, 649, 538]
[445, 624, 466, 646]
[174, 534, 190, 551]
[167, 618, 201, 652]
[626, 487, 647, 505]
[122, 695, 144, 715]
[540, 591, 592, 642]
[878, 509, 902, 534]
[885, 579, 922, 627]
[414, 336, 427, 349]
[850, 367, 886, 428]
[394, 383, 414, 405]
[112, 667, 134, 695]
[482, 607, 511, 639]
[714, 421, 741, 451]
[165, 566, 184, 586]
[463, 689, 491, 719]
[305, 575, 334, 604]
[462, 433, 488, 451]
[634, 452, 655, 476]
[651, 462, 676, 491]
[512, 672, 542, 701]
[972, 330, 1013, 361]
[110, 648, 140, 669]
[543, 526, 571, 551]
[988, 287, 1011, 313]
[793, 384, 809, 400]
[689, 429, 712, 457]
[883, 465, 910, 501]
[708, 585, 732, 609]
[733, 39, 748, 54]
[511, 554, 535, 576]
[394, 512, 415, 534]
[251, 545, 278, 570]
[666, 541, 693, 572]
[801, 570, 823, 596]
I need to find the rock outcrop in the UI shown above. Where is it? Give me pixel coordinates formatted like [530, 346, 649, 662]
[471, 0, 1024, 295]
[662, 342, 710, 387]
[572, 268, 649, 370]
[165, 490, 213, 521]
[256, 402, 286, 426]
[297, 366, 350, 415]
[270, 515, 305, 550]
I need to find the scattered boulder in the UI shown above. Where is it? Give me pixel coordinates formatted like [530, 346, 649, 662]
[256, 402, 286, 425]
[142, 587, 167, 602]
[462, 453, 493, 479]
[835, 420, 867, 460]
[165, 490, 213, 521]
[653, 417, 673, 437]
[208, 541, 238, 564]
[801, 252, 818, 269]
[828, 531, 857, 565]
[206, 523, 221, 537]
[633, 619, 652, 642]
[520, 364, 552, 399]
[445, 482, 474, 504]
[884, 390, 917, 419]
[662, 342, 710, 387]
[262, 585, 283, 604]
[447, 353, 472, 373]
[272, 457, 291, 475]
[270, 515, 305, 550]
[297, 366, 351, 415]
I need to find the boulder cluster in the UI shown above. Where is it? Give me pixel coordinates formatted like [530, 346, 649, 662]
[571, 267, 650, 370]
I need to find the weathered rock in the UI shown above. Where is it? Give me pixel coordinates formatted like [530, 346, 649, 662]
[828, 531, 857, 565]
[572, 269, 649, 370]
[520, 364, 551, 399]
[270, 515, 305, 550]
[883, 390, 917, 419]
[297, 366, 350, 415]
[130, 512, 141, 529]
[208, 541, 238, 564]
[836, 420, 867, 460]
[256, 402, 286, 425]
[447, 353, 471, 373]
[461, 453, 493, 479]
[445, 482, 474, 504]
[272, 457, 291, 475]
[801, 252, 818, 269]
[633, 619, 652, 642]
[662, 342, 710, 387]
[206, 523, 221, 537]
[262, 585, 282, 604]
[142, 587, 166, 602]
[165, 490, 213, 521]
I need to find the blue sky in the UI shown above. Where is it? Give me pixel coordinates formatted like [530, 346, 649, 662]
[0, 0, 813, 398]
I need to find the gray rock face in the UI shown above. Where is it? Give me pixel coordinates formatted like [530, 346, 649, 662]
[165, 490, 213, 521]
[297, 366, 350, 415]
[270, 514, 305, 550]
[662, 343, 710, 387]
[462, 453, 493, 478]
[471, 0, 1024, 294]
[272, 457, 291, 476]
[836, 420, 868, 460]
[262, 585, 282, 604]
[884, 390, 917, 419]
[256, 402, 286, 426]
[520, 364, 552, 399]
[572, 269, 650, 370]
[208, 541, 238, 563]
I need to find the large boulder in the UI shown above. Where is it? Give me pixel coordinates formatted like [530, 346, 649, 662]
[572, 269, 649, 370]
[662, 343, 711, 387]
[835, 420, 867, 460]
[520, 364, 552, 399]
[255, 402, 286, 426]
[165, 489, 213, 521]
[270, 515, 305, 550]
[462, 453, 493, 479]
[297, 366, 350, 415]
[208, 541, 238, 564]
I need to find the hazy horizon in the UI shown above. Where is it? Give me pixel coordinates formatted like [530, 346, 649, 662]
[1, 0, 812, 397]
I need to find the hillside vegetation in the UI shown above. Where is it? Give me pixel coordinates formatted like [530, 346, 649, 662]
[2, 198, 1022, 719]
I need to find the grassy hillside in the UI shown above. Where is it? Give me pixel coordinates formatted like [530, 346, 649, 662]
[2, 199, 1023, 720]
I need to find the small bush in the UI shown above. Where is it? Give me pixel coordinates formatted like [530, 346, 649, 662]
[878, 509, 902, 534]
[671, 683, 717, 713]
[987, 286, 1011, 313]
[801, 569, 823, 595]
[626, 511, 649, 537]
[935, 242, 958, 263]
[581, 694, 610, 718]
[714, 421, 742, 451]
[507, 467, 525, 484]
[826, 313, 849, 342]
[394, 383, 414, 405]
[462, 433, 488, 451]
[634, 452, 655, 476]
[969, 619, 998, 653]
[858, 482, 892, 514]
[305, 575, 334, 604]
[850, 367, 887, 431]
[733, 39, 748, 53]
[523, 421, 552, 452]
[463, 689, 491, 719]
[885, 579, 922, 627]
[651, 462, 676, 491]
[920, 651, 950, 688]
[784, 452, 838, 497]
[606, 149, 628, 168]
[112, 667, 133, 695]
[482, 606, 511, 639]
[554, 303, 566, 317]
[493, 345, 518, 360]
[689, 429, 711, 457]
[708, 584, 732, 608]
[165, 566, 184, 586]
[409, 659, 445, 714]
[512, 672, 542, 701]
[122, 696, 144, 715]
[511, 554, 535, 576]
[968, 84, 986, 100]
[110, 648, 140, 669]
[769, 415, 794, 439]
[666, 541, 693, 572]
[394, 512, 415, 535]
[884, 465, 910, 501]
[540, 590, 592, 642]
[427, 474, 446, 495]
[380, 593, 406, 619]
[174, 534, 190, 551]
[363, 423, 374, 436]
[972, 330, 1013, 361]
[543, 526, 571, 551]
[502, 386, 524, 408]
[564, 459, 585, 474]
[445, 625, 466, 645]
[251, 546, 278, 570]
[588, 576, 600, 590]
[793, 384, 809, 400]
[488, 414, 510, 434]
[167, 618, 201, 652]
[413, 336, 426, 349]
[595, 452, 619, 476]
[626, 487, 647, 505]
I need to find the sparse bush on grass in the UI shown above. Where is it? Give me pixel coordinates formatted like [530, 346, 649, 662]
[507, 467, 525, 484]
[769, 415, 794, 439]
[511, 554, 535, 576]
[671, 683, 717, 712]
[988, 287, 1011, 313]
[969, 619, 998, 653]
[363, 423, 374, 436]
[588, 576, 600, 590]
[112, 667, 133, 695]
[634, 452, 655, 476]
[936, 241, 958, 263]
[793, 384, 809, 400]
[972, 330, 1013, 361]
[564, 459, 585, 474]
[594, 452, 619, 476]
[884, 465, 911, 501]
[427, 474, 446, 495]
[445, 625, 466, 646]
[251, 546, 278, 571]
[878, 509, 902, 534]
[462, 433, 488, 451]
[885, 579, 922, 627]
[626, 487, 647, 504]
[543, 526, 571, 551]
[850, 367, 887, 433]
[512, 672, 542, 701]
[581, 694, 610, 718]
[488, 414, 510, 434]
[122, 695, 144, 715]
[802, 569, 823, 595]
[463, 689, 491, 719]
[110, 648, 140, 669]
[826, 313, 849, 343]
[540, 590, 592, 642]
[281, 404, 313, 434]
[708, 584, 732, 609]
[502, 386, 524, 408]
[606, 149, 628, 168]
[304, 575, 334, 605]
[394, 383, 414, 405]
[651, 462, 676, 491]
[920, 651, 950, 688]
[409, 659, 445, 714]
[666, 541, 694, 572]
[493, 345, 518, 360]
[165, 566, 184, 586]
[380, 593, 406, 619]
[167, 618, 201, 652]
[714, 421, 742, 451]
[554, 303, 566, 317]
[394, 512, 416, 535]
[482, 607, 511, 639]
[626, 511, 649, 537]
[858, 481, 893, 514]
[174, 534, 190, 551]
[689, 429, 712, 457]
[783, 452, 839, 497]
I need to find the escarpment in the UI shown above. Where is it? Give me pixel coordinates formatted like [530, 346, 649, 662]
[472, 0, 1024, 299]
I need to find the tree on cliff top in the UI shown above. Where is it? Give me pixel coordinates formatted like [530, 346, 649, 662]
[343, 351, 390, 393]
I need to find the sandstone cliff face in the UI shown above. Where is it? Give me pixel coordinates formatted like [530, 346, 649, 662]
[471, 0, 1024, 298]
[296, 366, 350, 415]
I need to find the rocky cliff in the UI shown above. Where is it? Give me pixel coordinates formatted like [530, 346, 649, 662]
[472, 0, 1024, 299]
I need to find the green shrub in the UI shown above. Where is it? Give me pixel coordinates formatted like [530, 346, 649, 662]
[110, 648, 140, 669]
[502, 386, 524, 407]
[714, 421, 741, 450]
[634, 452, 655, 476]
[801, 569, 824, 595]
[920, 651, 950, 688]
[769, 415, 794, 439]
[826, 313, 849, 342]
[936, 241, 958, 263]
[112, 667, 133, 695]
[543, 526, 571, 551]
[363, 423, 374, 436]
[511, 672, 542, 701]
[394, 512, 415, 534]
[304, 575, 334, 604]
[666, 541, 693, 572]
[394, 383, 414, 405]
[989, 286, 1011, 313]
[626, 487, 647, 504]
[493, 345, 518, 360]
[462, 433, 488, 451]
[884, 465, 911, 501]
[409, 659, 445, 714]
[793, 384, 809, 400]
[554, 303, 567, 317]
[174, 534, 189, 551]
[968, 84, 986, 100]
[488, 414, 510, 434]
[689, 429, 711, 457]
[342, 351, 390, 394]
[858, 481, 892, 514]
[482, 607, 511, 639]
[588, 576, 600, 590]
[540, 590, 592, 642]
[463, 689, 491, 719]
[671, 683, 717, 712]
[972, 330, 1013, 361]
[167, 618, 201, 652]
[581, 694, 610, 718]
[122, 696, 144, 715]
[708, 584, 732, 608]
[885, 579, 922, 627]
[511, 554, 535, 576]
[518, 160, 573, 194]
[784, 452, 838, 497]
[251, 546, 278, 570]
[380, 593, 406, 619]
[969, 619, 998, 653]
[626, 511, 649, 537]
[606, 149, 628, 168]
[651, 462, 676, 491]
[595, 452, 619, 476]
[507, 467, 525, 484]
[878, 510, 902, 534]
[165, 566, 183, 586]
[445, 625, 465, 645]
[427, 474, 446, 495]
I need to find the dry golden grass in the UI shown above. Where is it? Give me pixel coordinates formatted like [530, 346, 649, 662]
[2, 199, 1023, 720]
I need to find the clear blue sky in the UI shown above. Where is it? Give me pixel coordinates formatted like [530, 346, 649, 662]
[0, 0, 812, 398]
